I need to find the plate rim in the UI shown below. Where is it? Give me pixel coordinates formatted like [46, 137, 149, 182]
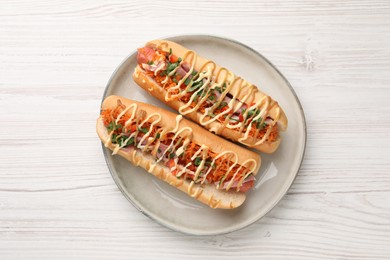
[100, 34, 307, 235]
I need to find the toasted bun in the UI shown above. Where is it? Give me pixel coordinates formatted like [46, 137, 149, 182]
[133, 39, 288, 153]
[97, 95, 261, 209]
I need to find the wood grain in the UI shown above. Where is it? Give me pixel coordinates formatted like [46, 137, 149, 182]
[1, 0, 390, 259]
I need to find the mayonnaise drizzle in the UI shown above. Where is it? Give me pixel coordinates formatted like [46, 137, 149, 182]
[105, 101, 258, 191]
[154, 41, 282, 146]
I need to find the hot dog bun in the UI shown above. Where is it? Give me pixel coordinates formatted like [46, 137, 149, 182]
[97, 95, 261, 209]
[133, 39, 288, 153]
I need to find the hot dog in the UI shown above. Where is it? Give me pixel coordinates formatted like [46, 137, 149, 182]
[97, 95, 261, 209]
[132, 40, 288, 153]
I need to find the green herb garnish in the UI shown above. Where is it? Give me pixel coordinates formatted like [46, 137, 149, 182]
[120, 137, 126, 146]
[126, 137, 135, 146]
[184, 77, 192, 85]
[127, 137, 135, 145]
[138, 127, 149, 134]
[107, 121, 122, 131]
[166, 62, 179, 75]
[194, 157, 202, 166]
[189, 80, 203, 92]
[217, 101, 228, 109]
[247, 109, 260, 118]
[156, 133, 161, 139]
[147, 61, 154, 65]
[247, 109, 255, 117]
[112, 135, 134, 146]
[255, 117, 263, 129]
[208, 94, 215, 101]
[194, 88, 207, 103]
[107, 122, 115, 131]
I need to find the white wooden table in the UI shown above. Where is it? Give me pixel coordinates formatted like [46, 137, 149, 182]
[1, 1, 389, 259]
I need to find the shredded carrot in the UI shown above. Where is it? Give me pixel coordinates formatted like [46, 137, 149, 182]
[101, 109, 112, 126]
[267, 124, 279, 142]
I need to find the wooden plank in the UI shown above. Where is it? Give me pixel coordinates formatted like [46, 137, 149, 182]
[0, 0, 389, 259]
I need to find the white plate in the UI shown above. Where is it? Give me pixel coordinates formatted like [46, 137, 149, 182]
[101, 35, 306, 235]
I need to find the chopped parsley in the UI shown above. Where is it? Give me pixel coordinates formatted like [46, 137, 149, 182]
[166, 62, 179, 75]
[197, 89, 207, 97]
[184, 77, 192, 85]
[107, 122, 115, 131]
[208, 93, 216, 101]
[193, 88, 207, 102]
[126, 137, 135, 146]
[107, 121, 122, 132]
[138, 127, 149, 134]
[147, 61, 154, 65]
[217, 101, 228, 109]
[247, 109, 260, 118]
[112, 135, 134, 147]
[260, 122, 268, 129]
[247, 109, 255, 117]
[188, 80, 203, 92]
[253, 117, 268, 129]
[229, 116, 240, 122]
[194, 157, 202, 166]
[215, 83, 227, 93]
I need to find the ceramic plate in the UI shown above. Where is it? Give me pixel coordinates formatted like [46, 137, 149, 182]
[101, 35, 306, 235]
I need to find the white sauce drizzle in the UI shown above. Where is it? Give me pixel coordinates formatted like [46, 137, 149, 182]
[152, 41, 282, 146]
[105, 100, 258, 192]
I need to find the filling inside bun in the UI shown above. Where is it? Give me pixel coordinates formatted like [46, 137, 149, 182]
[136, 46, 279, 144]
[101, 99, 257, 193]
